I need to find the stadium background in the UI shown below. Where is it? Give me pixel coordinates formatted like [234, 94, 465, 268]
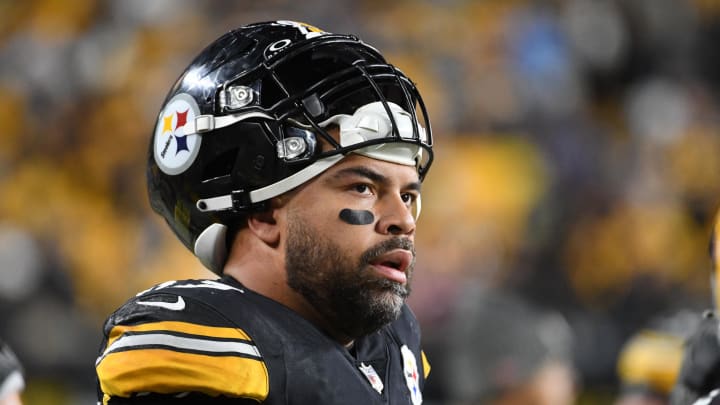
[1, 0, 720, 403]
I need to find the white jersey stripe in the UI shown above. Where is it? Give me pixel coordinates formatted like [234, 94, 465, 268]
[135, 280, 244, 297]
[97, 333, 261, 365]
[694, 389, 720, 405]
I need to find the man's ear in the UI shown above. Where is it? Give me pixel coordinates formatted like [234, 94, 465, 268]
[247, 197, 287, 246]
[248, 209, 279, 245]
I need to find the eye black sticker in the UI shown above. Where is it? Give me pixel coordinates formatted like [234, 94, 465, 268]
[339, 209, 374, 225]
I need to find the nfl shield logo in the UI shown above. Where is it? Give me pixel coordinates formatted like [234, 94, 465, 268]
[359, 362, 384, 394]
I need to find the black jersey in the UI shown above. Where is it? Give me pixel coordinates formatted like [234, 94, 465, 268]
[96, 277, 430, 405]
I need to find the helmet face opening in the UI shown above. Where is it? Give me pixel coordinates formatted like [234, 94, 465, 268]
[147, 21, 435, 273]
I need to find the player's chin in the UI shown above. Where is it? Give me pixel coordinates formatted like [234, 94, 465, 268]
[370, 282, 408, 312]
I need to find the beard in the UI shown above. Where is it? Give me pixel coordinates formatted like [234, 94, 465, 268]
[285, 215, 415, 340]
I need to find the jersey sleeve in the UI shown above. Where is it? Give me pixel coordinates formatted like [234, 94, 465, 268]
[96, 283, 269, 405]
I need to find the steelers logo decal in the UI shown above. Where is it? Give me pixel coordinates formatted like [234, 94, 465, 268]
[401, 345, 423, 405]
[154, 93, 202, 175]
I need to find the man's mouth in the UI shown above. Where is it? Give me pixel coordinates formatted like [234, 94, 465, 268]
[369, 249, 413, 284]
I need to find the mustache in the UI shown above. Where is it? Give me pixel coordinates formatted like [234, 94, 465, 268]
[360, 237, 415, 265]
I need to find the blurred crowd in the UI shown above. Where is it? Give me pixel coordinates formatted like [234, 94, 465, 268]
[1, 0, 720, 403]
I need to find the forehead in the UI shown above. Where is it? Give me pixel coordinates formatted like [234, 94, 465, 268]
[322, 153, 420, 184]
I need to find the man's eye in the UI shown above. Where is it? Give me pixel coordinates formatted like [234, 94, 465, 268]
[401, 193, 416, 204]
[353, 184, 371, 194]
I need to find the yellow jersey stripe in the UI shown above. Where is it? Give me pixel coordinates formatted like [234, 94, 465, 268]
[421, 350, 431, 379]
[97, 347, 269, 401]
[105, 321, 252, 348]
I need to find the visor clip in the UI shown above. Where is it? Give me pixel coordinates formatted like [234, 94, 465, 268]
[231, 190, 254, 211]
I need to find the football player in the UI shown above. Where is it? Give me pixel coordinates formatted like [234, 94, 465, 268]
[95, 20, 433, 404]
[0, 339, 24, 405]
[441, 287, 577, 405]
[670, 211, 720, 405]
[615, 324, 686, 405]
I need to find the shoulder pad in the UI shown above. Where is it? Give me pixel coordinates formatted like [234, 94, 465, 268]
[96, 279, 268, 402]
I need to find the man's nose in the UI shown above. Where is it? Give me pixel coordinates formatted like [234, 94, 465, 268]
[375, 194, 416, 236]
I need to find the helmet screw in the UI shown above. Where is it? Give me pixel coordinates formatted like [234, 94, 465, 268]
[222, 85, 254, 110]
[277, 137, 308, 159]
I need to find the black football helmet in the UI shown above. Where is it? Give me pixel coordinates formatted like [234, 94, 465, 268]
[147, 20, 434, 274]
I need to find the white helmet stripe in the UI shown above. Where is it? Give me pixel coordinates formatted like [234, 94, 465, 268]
[250, 154, 344, 201]
[196, 154, 344, 212]
[185, 111, 274, 135]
